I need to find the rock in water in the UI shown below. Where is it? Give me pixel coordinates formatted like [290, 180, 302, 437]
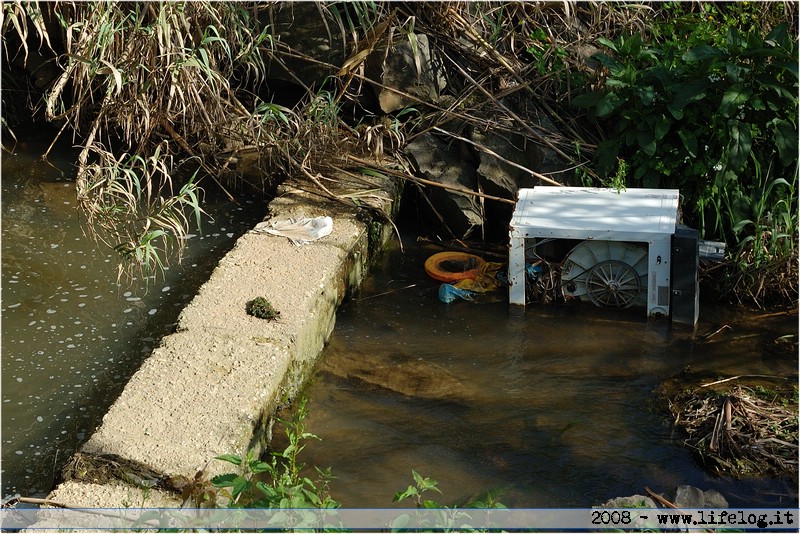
[320, 351, 468, 400]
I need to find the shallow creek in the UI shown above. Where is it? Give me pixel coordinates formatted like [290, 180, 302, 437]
[281, 238, 798, 509]
[3, 140, 796, 508]
[1, 140, 264, 498]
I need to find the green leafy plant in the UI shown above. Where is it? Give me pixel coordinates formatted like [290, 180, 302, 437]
[573, 18, 798, 305]
[393, 470, 443, 509]
[212, 397, 338, 510]
[391, 470, 506, 532]
[207, 408, 505, 531]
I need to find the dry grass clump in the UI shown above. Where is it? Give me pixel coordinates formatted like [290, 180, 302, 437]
[2, 1, 366, 281]
[664, 379, 798, 478]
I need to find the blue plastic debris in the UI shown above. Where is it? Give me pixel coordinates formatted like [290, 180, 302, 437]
[526, 263, 542, 280]
[438, 283, 477, 303]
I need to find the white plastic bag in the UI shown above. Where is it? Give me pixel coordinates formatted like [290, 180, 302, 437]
[252, 216, 333, 246]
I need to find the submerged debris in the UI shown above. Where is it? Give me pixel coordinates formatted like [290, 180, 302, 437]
[660, 376, 798, 478]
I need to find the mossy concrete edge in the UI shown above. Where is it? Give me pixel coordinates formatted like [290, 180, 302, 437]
[39, 177, 401, 510]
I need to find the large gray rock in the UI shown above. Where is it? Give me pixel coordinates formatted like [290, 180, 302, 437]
[667, 485, 729, 509]
[472, 123, 542, 198]
[701, 489, 729, 509]
[599, 495, 657, 509]
[320, 350, 469, 400]
[404, 104, 572, 238]
[367, 33, 446, 113]
[405, 132, 482, 238]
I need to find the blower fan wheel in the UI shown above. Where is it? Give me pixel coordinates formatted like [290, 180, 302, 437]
[561, 241, 648, 309]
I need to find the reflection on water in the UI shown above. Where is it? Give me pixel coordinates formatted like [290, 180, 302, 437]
[1, 140, 264, 498]
[287, 240, 798, 509]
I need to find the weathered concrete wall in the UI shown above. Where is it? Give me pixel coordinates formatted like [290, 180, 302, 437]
[40, 176, 401, 509]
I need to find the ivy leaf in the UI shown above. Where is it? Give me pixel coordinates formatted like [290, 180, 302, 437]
[637, 129, 657, 156]
[678, 129, 698, 157]
[765, 23, 792, 51]
[571, 91, 604, 109]
[638, 85, 656, 106]
[215, 454, 242, 466]
[719, 84, 752, 117]
[682, 45, 725, 63]
[593, 52, 622, 71]
[642, 169, 661, 188]
[669, 79, 708, 118]
[768, 59, 799, 81]
[756, 72, 797, 100]
[595, 139, 621, 177]
[597, 92, 625, 117]
[597, 36, 618, 52]
[653, 114, 670, 141]
[771, 118, 799, 167]
[726, 120, 752, 170]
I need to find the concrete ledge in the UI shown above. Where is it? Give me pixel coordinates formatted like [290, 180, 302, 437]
[43, 177, 400, 508]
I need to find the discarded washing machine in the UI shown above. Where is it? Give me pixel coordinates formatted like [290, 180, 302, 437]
[508, 187, 724, 325]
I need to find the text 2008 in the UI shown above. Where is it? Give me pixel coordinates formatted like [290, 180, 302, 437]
[591, 510, 632, 525]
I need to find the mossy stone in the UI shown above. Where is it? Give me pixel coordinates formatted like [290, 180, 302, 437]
[246, 297, 280, 320]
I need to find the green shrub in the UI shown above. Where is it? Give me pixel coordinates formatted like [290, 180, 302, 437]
[205, 398, 505, 531]
[573, 15, 797, 304]
[212, 397, 338, 510]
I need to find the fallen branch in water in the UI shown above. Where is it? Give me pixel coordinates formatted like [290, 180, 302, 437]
[700, 375, 789, 388]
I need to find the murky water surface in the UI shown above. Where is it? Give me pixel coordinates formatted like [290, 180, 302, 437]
[2, 140, 264, 498]
[3, 140, 796, 509]
[288, 240, 798, 509]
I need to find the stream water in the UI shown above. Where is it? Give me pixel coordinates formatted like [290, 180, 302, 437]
[282, 238, 798, 509]
[1, 139, 265, 499]
[2, 140, 797, 509]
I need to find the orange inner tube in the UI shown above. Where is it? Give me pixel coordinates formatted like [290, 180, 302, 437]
[424, 252, 485, 283]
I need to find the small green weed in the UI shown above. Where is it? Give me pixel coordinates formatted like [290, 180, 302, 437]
[391, 470, 506, 532]
[246, 296, 280, 320]
[212, 397, 337, 510]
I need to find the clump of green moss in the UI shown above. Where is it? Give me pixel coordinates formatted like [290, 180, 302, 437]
[246, 296, 280, 320]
